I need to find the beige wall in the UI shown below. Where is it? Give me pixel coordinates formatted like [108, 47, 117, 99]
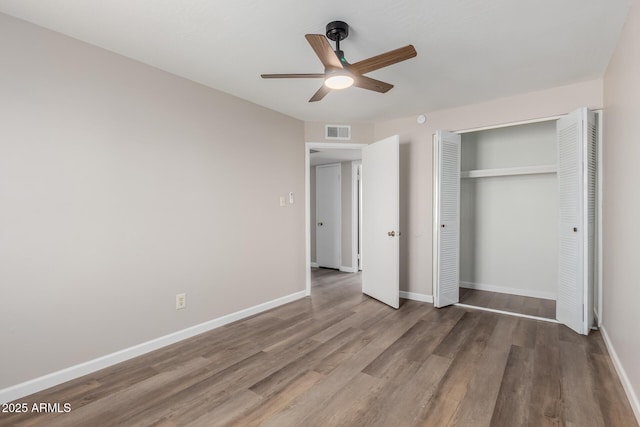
[374, 79, 603, 296]
[603, 0, 640, 416]
[0, 13, 305, 389]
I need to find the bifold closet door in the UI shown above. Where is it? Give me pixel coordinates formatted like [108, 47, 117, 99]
[556, 108, 596, 335]
[433, 131, 461, 308]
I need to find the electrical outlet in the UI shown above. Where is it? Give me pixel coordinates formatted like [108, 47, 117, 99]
[176, 293, 186, 310]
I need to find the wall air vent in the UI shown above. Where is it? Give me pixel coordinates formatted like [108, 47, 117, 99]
[325, 125, 351, 140]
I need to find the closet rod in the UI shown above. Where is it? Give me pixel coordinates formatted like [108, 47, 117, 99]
[455, 115, 565, 134]
[453, 109, 603, 135]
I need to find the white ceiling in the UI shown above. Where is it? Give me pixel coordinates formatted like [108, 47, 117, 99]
[0, 0, 632, 123]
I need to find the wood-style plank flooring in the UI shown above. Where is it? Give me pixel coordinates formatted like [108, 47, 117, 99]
[1, 268, 636, 427]
[459, 287, 556, 319]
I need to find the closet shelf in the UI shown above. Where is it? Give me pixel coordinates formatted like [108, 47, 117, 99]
[461, 164, 557, 178]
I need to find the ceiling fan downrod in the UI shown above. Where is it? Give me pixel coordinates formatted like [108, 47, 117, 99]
[326, 20, 349, 65]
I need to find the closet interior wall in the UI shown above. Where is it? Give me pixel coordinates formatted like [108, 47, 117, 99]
[460, 121, 558, 301]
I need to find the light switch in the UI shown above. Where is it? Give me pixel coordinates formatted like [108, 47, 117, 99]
[176, 293, 186, 310]
[279, 196, 286, 207]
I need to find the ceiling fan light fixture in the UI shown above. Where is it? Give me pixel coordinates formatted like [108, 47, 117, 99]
[324, 70, 354, 89]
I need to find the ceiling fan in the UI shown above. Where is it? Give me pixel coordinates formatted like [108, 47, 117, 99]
[261, 21, 417, 102]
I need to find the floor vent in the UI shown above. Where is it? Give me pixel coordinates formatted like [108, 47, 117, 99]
[325, 125, 351, 140]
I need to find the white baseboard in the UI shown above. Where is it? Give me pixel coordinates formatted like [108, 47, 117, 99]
[600, 326, 640, 424]
[0, 290, 307, 405]
[339, 266, 357, 273]
[310, 262, 319, 268]
[400, 291, 433, 303]
[460, 281, 556, 301]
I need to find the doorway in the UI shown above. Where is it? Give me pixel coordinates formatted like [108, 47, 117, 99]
[306, 143, 364, 297]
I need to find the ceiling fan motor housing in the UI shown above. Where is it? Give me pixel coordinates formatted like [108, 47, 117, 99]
[326, 21, 349, 41]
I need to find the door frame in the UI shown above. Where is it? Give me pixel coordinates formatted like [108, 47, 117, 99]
[305, 142, 367, 296]
[353, 160, 362, 271]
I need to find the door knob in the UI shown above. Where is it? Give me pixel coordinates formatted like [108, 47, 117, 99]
[573, 227, 578, 232]
[318, 222, 323, 226]
[388, 231, 395, 237]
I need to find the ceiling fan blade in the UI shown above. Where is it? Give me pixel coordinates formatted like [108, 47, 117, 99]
[309, 85, 332, 102]
[261, 73, 324, 79]
[353, 75, 393, 93]
[349, 45, 417, 75]
[305, 34, 343, 70]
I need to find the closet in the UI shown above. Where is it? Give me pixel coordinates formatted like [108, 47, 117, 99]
[433, 108, 597, 335]
[460, 121, 558, 308]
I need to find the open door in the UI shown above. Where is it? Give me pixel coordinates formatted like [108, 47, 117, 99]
[433, 131, 461, 308]
[362, 135, 400, 309]
[556, 108, 596, 335]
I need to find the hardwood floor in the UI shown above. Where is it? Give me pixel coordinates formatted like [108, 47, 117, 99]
[459, 287, 556, 319]
[1, 268, 636, 427]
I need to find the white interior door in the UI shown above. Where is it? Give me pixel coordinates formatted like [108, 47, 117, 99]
[433, 131, 461, 308]
[362, 135, 399, 309]
[556, 108, 596, 335]
[316, 164, 341, 269]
